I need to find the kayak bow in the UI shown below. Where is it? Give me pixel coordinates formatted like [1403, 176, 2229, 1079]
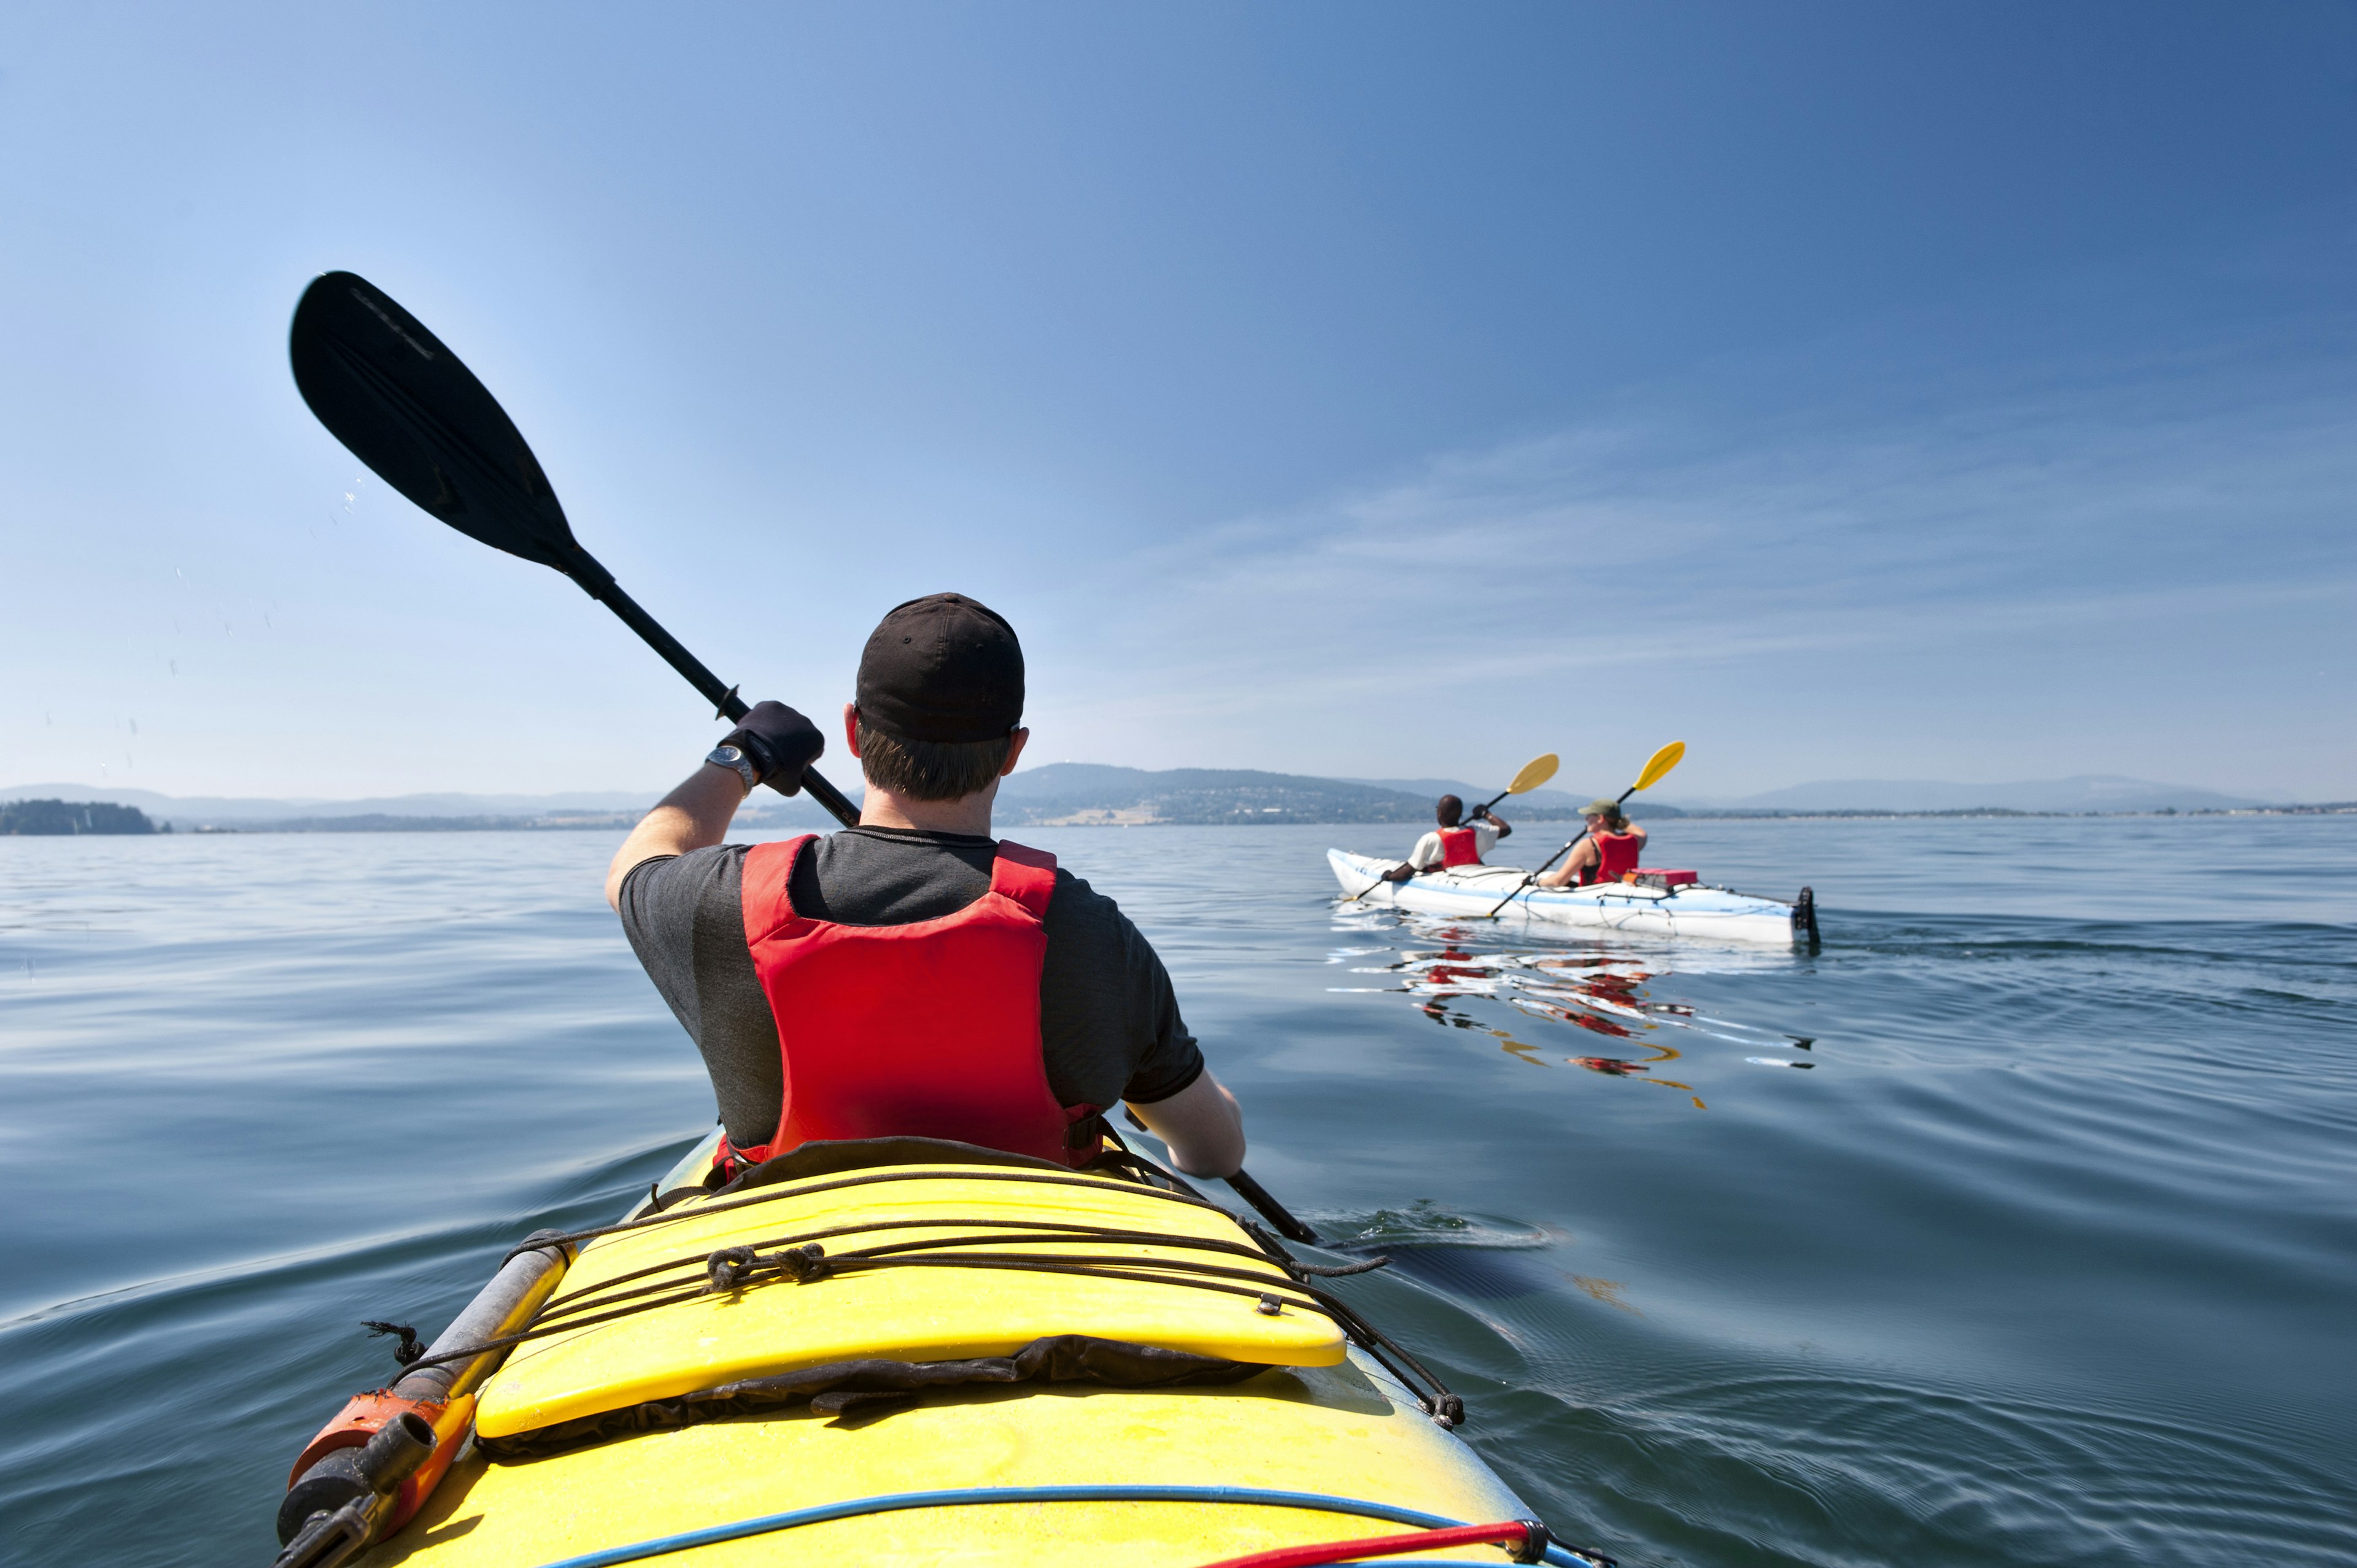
[271, 1134, 1615, 1568]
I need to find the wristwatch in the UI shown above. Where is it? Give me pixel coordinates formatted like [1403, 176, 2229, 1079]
[705, 743, 759, 795]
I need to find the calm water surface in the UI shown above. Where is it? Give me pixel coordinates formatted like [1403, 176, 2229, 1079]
[1, 817, 2351, 1565]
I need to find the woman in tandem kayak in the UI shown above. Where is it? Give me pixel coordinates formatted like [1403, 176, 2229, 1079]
[1536, 798, 1647, 887]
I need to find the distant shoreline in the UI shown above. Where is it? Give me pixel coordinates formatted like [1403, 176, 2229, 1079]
[9, 766, 2320, 829]
[72, 800, 2357, 835]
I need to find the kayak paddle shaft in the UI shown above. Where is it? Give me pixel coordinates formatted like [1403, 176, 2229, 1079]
[1225, 1170, 1322, 1246]
[1482, 835, 1589, 918]
[561, 547, 860, 828]
[287, 271, 861, 831]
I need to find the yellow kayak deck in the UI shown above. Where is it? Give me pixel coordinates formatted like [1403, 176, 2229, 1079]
[374, 1353, 1530, 1567]
[350, 1141, 1554, 1567]
[478, 1165, 1344, 1442]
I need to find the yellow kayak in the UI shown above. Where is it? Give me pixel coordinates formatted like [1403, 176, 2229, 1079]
[270, 1135, 1611, 1568]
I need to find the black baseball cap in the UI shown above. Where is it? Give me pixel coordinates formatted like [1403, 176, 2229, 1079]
[855, 592, 1025, 744]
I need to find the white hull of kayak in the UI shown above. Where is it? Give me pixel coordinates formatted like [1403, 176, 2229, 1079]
[1328, 848, 1803, 945]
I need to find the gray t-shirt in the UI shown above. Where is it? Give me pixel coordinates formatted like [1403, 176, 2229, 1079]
[618, 825, 1204, 1148]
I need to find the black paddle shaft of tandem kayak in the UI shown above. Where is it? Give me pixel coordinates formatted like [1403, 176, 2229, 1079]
[287, 271, 1318, 1243]
[1483, 835, 1590, 917]
[287, 271, 860, 830]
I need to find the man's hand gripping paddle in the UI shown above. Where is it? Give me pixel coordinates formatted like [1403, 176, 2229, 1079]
[1352, 752, 1558, 900]
[1485, 741, 1686, 916]
[287, 271, 860, 828]
[288, 272, 1320, 1243]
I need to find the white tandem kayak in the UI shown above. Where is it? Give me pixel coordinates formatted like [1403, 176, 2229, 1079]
[1328, 848, 1817, 946]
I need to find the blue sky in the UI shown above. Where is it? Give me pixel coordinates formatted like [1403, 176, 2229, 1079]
[3, 2, 2352, 801]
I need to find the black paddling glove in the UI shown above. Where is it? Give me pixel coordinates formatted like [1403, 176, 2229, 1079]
[721, 701, 825, 795]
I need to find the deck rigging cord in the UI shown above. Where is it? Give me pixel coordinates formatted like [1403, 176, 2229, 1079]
[495, 1158, 1214, 1265]
[510, 1485, 1616, 1568]
[377, 1153, 1464, 1429]
[1189, 1516, 1554, 1567]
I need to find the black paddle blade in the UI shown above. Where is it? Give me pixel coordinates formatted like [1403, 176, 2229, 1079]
[290, 271, 596, 583]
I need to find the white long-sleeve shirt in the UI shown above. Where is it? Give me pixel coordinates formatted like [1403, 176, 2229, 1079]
[1406, 821, 1501, 871]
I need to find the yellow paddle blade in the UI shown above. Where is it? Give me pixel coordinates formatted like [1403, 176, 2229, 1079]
[1630, 741, 1686, 793]
[1507, 753, 1560, 795]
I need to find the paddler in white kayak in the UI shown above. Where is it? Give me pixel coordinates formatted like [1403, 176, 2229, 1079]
[1536, 798, 1649, 887]
[602, 591, 1250, 1184]
[1376, 792, 1515, 884]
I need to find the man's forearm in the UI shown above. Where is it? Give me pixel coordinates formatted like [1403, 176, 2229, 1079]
[1130, 1069, 1246, 1179]
[604, 765, 746, 910]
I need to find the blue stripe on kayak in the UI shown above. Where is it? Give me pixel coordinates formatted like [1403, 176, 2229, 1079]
[526, 1483, 1598, 1567]
[1329, 854, 1775, 919]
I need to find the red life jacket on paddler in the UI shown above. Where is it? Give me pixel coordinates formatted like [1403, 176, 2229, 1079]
[1581, 829, 1644, 886]
[722, 834, 1103, 1172]
[1438, 825, 1482, 867]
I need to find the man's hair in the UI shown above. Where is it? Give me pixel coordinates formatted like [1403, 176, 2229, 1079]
[857, 716, 1012, 803]
[1436, 794, 1464, 827]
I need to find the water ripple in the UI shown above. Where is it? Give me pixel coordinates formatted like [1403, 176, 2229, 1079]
[3, 820, 2352, 1567]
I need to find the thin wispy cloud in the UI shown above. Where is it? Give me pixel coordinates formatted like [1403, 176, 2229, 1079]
[1048, 324, 2357, 794]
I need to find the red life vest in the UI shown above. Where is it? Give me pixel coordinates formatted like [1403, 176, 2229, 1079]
[1582, 828, 1644, 885]
[1438, 826, 1482, 867]
[725, 834, 1101, 1170]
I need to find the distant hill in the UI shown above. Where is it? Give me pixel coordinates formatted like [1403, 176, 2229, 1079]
[3, 769, 2283, 832]
[999, 765, 1431, 824]
[1345, 777, 1588, 811]
[1, 798, 158, 835]
[1346, 778, 1683, 821]
[0, 782, 668, 825]
[0, 770, 1440, 830]
[1681, 774, 2268, 814]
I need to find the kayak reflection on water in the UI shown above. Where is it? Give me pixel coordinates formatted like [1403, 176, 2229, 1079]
[1327, 910, 1821, 1103]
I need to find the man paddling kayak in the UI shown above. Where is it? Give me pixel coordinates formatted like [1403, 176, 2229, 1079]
[1536, 798, 1647, 887]
[1377, 793, 1514, 883]
[603, 592, 1248, 1181]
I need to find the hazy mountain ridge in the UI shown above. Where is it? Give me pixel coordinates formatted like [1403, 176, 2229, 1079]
[0, 783, 666, 822]
[1665, 774, 2269, 813]
[999, 765, 1431, 824]
[1344, 778, 1682, 819]
[2, 769, 2294, 831]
